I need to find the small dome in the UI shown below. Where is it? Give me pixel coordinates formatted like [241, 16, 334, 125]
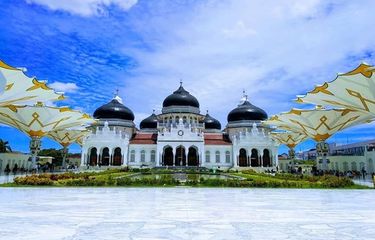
[204, 112, 221, 130]
[93, 96, 134, 121]
[140, 112, 158, 129]
[227, 100, 268, 122]
[163, 84, 199, 108]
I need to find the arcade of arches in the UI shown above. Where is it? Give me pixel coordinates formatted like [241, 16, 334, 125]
[238, 148, 272, 167]
[162, 146, 199, 166]
[88, 147, 123, 166]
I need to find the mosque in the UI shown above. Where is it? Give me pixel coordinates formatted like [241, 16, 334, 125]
[81, 83, 279, 170]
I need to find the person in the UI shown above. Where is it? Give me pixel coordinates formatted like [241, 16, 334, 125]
[361, 167, 367, 180]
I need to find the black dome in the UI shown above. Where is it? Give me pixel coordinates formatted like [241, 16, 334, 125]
[93, 98, 135, 121]
[163, 85, 199, 108]
[140, 113, 158, 129]
[204, 113, 221, 130]
[227, 100, 268, 122]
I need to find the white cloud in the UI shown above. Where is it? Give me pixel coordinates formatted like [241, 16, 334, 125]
[49, 81, 79, 93]
[116, 0, 375, 128]
[26, 0, 138, 16]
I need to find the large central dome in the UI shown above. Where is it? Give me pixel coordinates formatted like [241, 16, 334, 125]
[163, 84, 199, 108]
[93, 96, 135, 121]
[227, 100, 268, 122]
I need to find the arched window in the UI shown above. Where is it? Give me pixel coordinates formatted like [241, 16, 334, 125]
[141, 150, 146, 162]
[351, 161, 357, 171]
[343, 162, 348, 171]
[130, 150, 135, 162]
[215, 151, 220, 163]
[205, 151, 210, 163]
[150, 150, 156, 162]
[225, 151, 230, 163]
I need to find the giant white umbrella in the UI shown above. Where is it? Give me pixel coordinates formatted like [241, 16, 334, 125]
[0, 60, 64, 106]
[296, 63, 375, 117]
[47, 129, 90, 169]
[264, 107, 372, 170]
[270, 131, 308, 169]
[0, 103, 95, 169]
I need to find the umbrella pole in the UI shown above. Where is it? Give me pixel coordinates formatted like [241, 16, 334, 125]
[288, 147, 295, 172]
[29, 136, 41, 172]
[316, 141, 329, 172]
[62, 146, 68, 170]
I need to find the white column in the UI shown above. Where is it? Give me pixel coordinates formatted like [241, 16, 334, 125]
[173, 147, 176, 166]
[80, 149, 86, 167]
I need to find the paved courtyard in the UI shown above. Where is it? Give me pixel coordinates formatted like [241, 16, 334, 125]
[0, 188, 374, 240]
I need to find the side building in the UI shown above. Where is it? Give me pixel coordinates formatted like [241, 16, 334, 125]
[81, 84, 278, 170]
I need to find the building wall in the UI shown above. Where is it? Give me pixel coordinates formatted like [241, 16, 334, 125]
[324, 155, 375, 173]
[0, 153, 32, 173]
[203, 145, 232, 169]
[128, 144, 157, 167]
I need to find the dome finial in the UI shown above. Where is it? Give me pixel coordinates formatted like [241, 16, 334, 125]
[152, 109, 155, 114]
[113, 88, 119, 98]
[239, 89, 248, 104]
[112, 88, 123, 104]
[206, 109, 209, 114]
[179, 79, 183, 87]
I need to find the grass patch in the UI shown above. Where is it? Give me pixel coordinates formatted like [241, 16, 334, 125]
[1, 168, 371, 189]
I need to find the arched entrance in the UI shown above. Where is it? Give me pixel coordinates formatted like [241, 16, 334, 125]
[263, 149, 271, 167]
[89, 148, 97, 166]
[368, 158, 374, 173]
[175, 146, 186, 166]
[188, 147, 199, 166]
[163, 146, 174, 166]
[239, 148, 247, 167]
[113, 148, 122, 166]
[251, 149, 259, 167]
[101, 147, 110, 166]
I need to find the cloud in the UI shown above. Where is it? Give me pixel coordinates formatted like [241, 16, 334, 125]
[49, 81, 79, 93]
[26, 0, 138, 16]
[117, 0, 375, 123]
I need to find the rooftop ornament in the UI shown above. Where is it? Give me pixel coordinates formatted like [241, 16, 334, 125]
[0, 60, 64, 106]
[264, 107, 372, 170]
[47, 129, 90, 168]
[296, 63, 375, 116]
[0, 103, 95, 169]
[270, 131, 308, 168]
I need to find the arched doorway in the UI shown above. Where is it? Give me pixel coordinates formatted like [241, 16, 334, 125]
[239, 148, 247, 167]
[101, 147, 110, 166]
[113, 148, 122, 166]
[163, 146, 174, 166]
[368, 158, 374, 173]
[89, 148, 97, 166]
[175, 146, 186, 166]
[251, 149, 259, 167]
[263, 149, 271, 167]
[188, 147, 199, 166]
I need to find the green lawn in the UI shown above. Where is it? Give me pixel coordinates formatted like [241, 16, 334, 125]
[1, 168, 372, 189]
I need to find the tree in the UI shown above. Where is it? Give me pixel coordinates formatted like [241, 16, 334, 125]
[0, 139, 12, 153]
[38, 148, 64, 166]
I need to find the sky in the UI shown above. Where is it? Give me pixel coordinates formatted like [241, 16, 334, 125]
[0, 0, 375, 154]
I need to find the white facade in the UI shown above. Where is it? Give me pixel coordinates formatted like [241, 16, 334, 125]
[81, 87, 279, 170]
[0, 152, 32, 173]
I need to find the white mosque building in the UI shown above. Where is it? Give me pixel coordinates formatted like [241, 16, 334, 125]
[81, 84, 279, 170]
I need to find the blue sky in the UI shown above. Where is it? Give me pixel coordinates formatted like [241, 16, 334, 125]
[0, 0, 375, 154]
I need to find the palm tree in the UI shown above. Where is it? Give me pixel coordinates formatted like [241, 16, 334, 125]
[0, 139, 12, 153]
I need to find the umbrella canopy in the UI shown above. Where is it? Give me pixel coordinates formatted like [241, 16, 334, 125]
[296, 63, 375, 116]
[0, 104, 95, 138]
[47, 129, 89, 147]
[264, 108, 372, 142]
[0, 60, 64, 106]
[270, 131, 308, 148]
